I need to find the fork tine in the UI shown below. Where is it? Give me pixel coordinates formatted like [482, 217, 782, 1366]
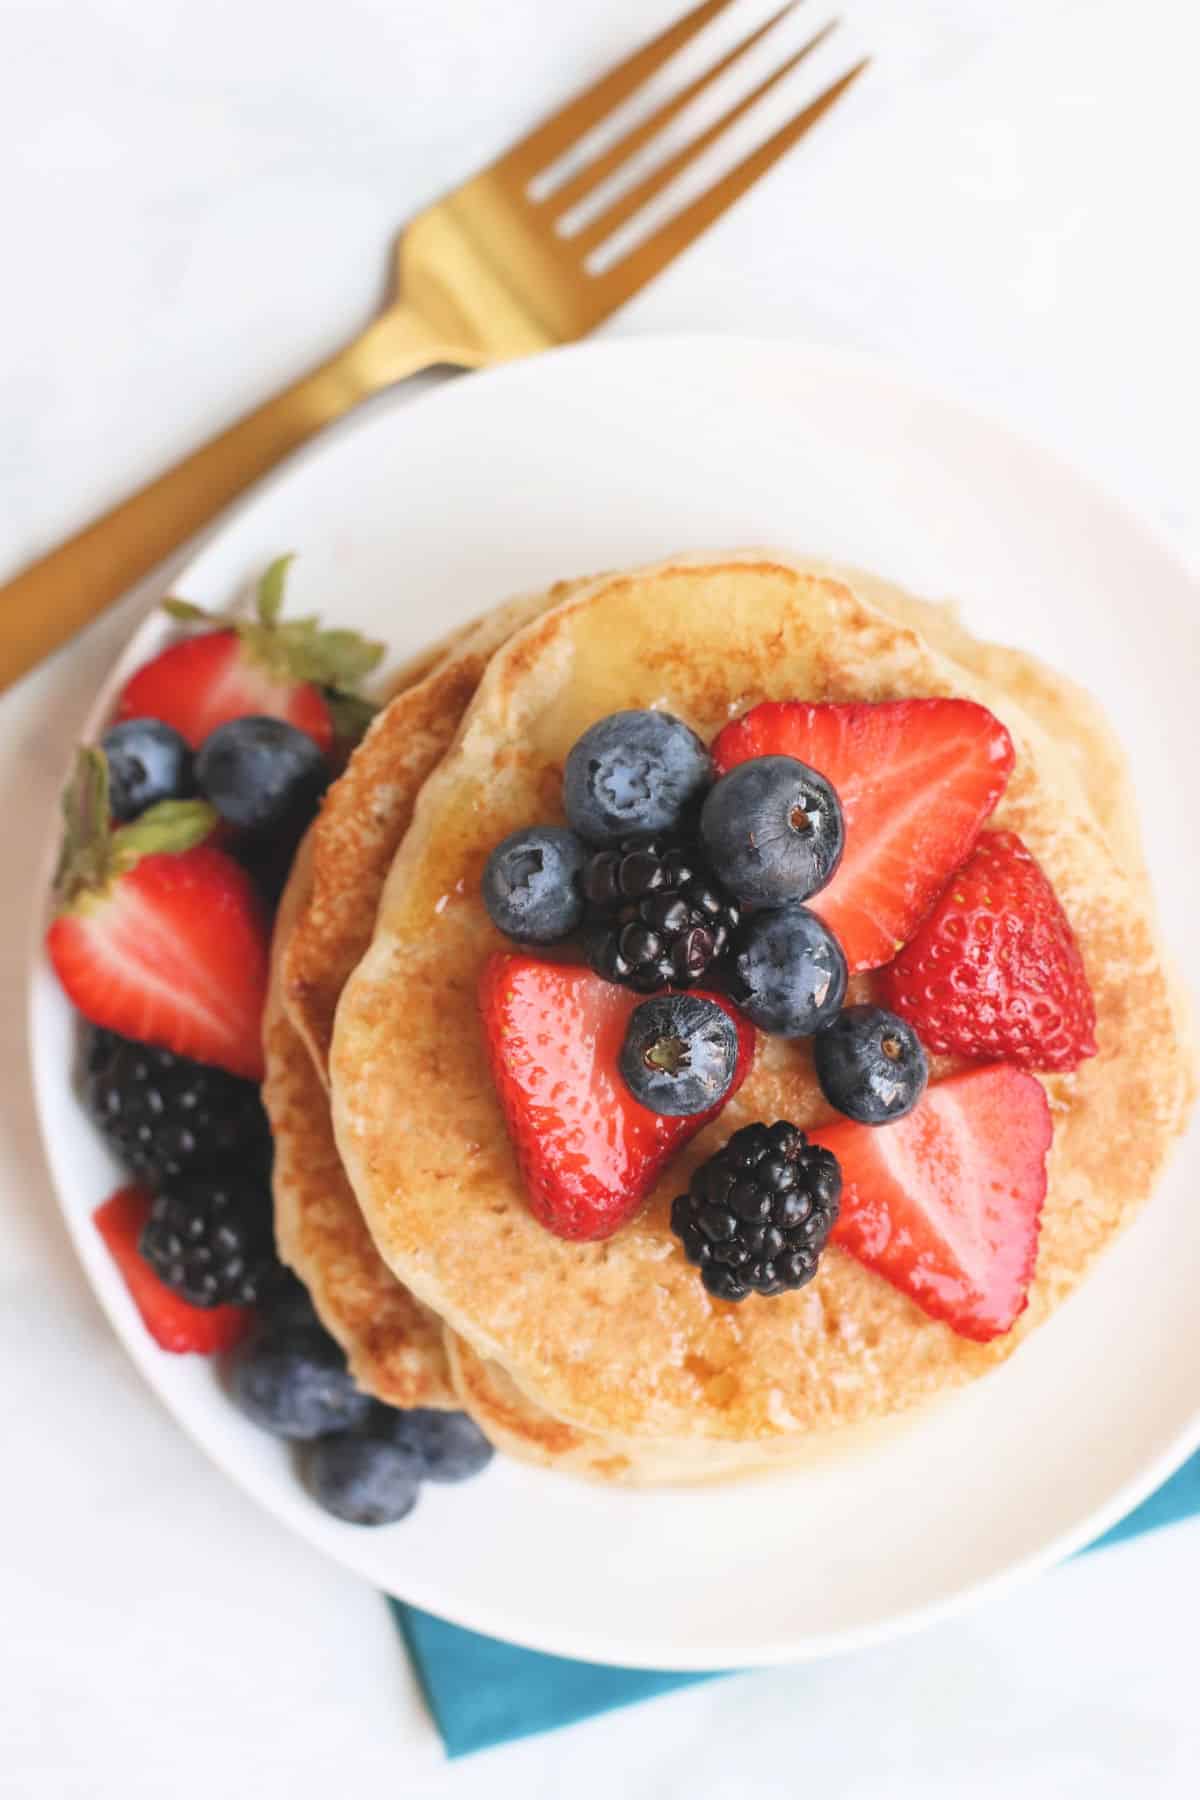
[571, 20, 837, 255]
[547, 0, 803, 218]
[492, 0, 738, 184]
[590, 58, 869, 304]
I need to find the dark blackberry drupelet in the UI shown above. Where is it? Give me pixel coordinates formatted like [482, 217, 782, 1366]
[670, 1121, 842, 1302]
[580, 836, 739, 993]
[84, 1028, 271, 1184]
[139, 1173, 277, 1308]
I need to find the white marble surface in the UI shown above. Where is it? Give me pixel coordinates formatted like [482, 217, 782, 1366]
[2, 0, 1198, 1792]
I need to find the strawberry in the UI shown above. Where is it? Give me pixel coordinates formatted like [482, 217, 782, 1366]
[47, 750, 269, 1080]
[711, 700, 1014, 972]
[479, 953, 755, 1241]
[811, 1064, 1052, 1342]
[880, 831, 1098, 1072]
[115, 556, 383, 753]
[94, 1186, 252, 1353]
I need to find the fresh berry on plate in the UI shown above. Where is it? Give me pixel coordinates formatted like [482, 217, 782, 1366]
[482, 825, 586, 943]
[813, 1005, 928, 1125]
[711, 700, 1014, 971]
[563, 709, 711, 844]
[812, 1063, 1052, 1341]
[618, 992, 741, 1117]
[727, 905, 847, 1037]
[256, 1269, 322, 1335]
[580, 835, 739, 992]
[83, 1028, 271, 1184]
[479, 953, 754, 1240]
[376, 1407, 494, 1483]
[880, 830, 1098, 1072]
[139, 1173, 277, 1308]
[195, 714, 330, 838]
[670, 1120, 842, 1302]
[228, 1323, 373, 1440]
[114, 555, 383, 753]
[303, 1433, 422, 1526]
[100, 719, 195, 822]
[47, 750, 269, 1080]
[700, 754, 844, 905]
[93, 1186, 252, 1354]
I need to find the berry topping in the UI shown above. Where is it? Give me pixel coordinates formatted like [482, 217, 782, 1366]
[84, 1029, 271, 1184]
[711, 700, 1014, 971]
[115, 556, 383, 753]
[47, 751, 269, 1080]
[564, 710, 711, 844]
[101, 719, 194, 822]
[195, 715, 329, 839]
[375, 1407, 494, 1483]
[479, 953, 754, 1241]
[670, 1121, 842, 1302]
[93, 1186, 252, 1355]
[727, 905, 847, 1037]
[700, 754, 844, 905]
[580, 835, 739, 992]
[880, 831, 1098, 1072]
[619, 993, 741, 1117]
[814, 1005, 928, 1125]
[482, 825, 586, 944]
[304, 1434, 421, 1526]
[229, 1323, 373, 1440]
[139, 1173, 278, 1309]
[812, 1064, 1052, 1342]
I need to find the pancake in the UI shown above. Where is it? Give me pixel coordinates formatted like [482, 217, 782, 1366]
[263, 837, 456, 1407]
[331, 553, 1195, 1447]
[281, 583, 585, 1079]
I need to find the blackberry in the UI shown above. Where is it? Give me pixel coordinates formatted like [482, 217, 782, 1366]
[139, 1174, 277, 1308]
[670, 1120, 841, 1302]
[581, 836, 739, 993]
[84, 1029, 271, 1184]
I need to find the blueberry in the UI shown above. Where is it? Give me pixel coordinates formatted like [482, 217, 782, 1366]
[256, 1269, 322, 1335]
[228, 1326, 372, 1440]
[482, 825, 586, 943]
[700, 756, 844, 905]
[814, 1005, 928, 1124]
[195, 716, 329, 838]
[304, 1435, 421, 1526]
[101, 719, 194, 821]
[564, 711, 711, 844]
[376, 1407, 494, 1483]
[618, 993, 740, 1117]
[728, 906, 847, 1037]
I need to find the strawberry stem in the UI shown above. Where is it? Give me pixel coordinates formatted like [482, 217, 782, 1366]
[53, 748, 217, 911]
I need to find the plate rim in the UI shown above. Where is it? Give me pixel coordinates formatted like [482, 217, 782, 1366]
[27, 331, 1200, 1670]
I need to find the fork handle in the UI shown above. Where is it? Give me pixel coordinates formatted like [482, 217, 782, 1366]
[0, 304, 460, 695]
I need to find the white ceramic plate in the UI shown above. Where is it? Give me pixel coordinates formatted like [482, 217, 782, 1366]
[29, 337, 1199, 1669]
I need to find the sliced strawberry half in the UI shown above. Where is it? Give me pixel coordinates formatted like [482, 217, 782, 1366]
[811, 1064, 1052, 1342]
[47, 750, 269, 1080]
[879, 830, 1097, 1072]
[711, 700, 1014, 972]
[94, 1187, 252, 1354]
[115, 556, 383, 753]
[479, 953, 755, 1242]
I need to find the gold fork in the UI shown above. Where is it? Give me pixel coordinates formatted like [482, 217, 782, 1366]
[0, 0, 866, 693]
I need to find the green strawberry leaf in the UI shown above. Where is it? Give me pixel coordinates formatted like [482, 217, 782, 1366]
[161, 597, 217, 625]
[111, 800, 219, 872]
[256, 554, 295, 629]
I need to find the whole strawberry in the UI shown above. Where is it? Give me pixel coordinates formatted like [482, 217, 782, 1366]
[114, 556, 383, 754]
[47, 749, 270, 1080]
[880, 831, 1097, 1073]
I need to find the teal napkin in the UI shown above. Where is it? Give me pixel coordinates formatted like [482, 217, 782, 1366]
[390, 1449, 1200, 1758]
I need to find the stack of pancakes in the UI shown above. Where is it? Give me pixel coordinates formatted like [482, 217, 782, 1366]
[262, 554, 1194, 1484]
